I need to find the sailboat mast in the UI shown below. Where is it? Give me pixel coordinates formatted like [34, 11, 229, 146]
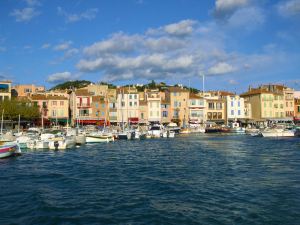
[1, 109, 4, 134]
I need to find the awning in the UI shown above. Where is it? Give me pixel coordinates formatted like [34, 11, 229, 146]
[49, 118, 69, 123]
[128, 117, 139, 124]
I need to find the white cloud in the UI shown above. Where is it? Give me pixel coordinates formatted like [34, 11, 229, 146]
[208, 62, 237, 75]
[53, 41, 72, 51]
[277, 0, 300, 17]
[64, 48, 79, 58]
[83, 33, 141, 56]
[147, 19, 197, 37]
[214, 0, 250, 18]
[46, 72, 74, 83]
[164, 20, 196, 36]
[57, 7, 98, 23]
[41, 43, 51, 49]
[75, 19, 290, 83]
[24, 0, 41, 6]
[10, 7, 40, 22]
[226, 7, 265, 30]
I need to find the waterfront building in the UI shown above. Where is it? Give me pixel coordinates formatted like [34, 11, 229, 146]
[146, 89, 161, 124]
[30, 94, 69, 125]
[91, 96, 109, 126]
[294, 98, 300, 122]
[139, 100, 148, 125]
[81, 83, 108, 96]
[205, 91, 230, 124]
[161, 99, 171, 125]
[108, 89, 117, 125]
[12, 84, 45, 97]
[244, 99, 252, 120]
[188, 93, 206, 125]
[69, 89, 93, 125]
[241, 85, 294, 123]
[117, 87, 140, 125]
[47, 96, 69, 125]
[226, 95, 245, 123]
[0, 80, 12, 101]
[166, 86, 189, 127]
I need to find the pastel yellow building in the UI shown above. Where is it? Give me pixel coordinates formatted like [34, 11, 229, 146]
[166, 86, 189, 127]
[13, 84, 45, 97]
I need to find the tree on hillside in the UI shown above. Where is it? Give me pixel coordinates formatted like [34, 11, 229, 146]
[49, 80, 92, 91]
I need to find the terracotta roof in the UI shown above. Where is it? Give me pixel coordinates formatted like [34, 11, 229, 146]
[189, 93, 202, 99]
[30, 94, 68, 100]
[168, 86, 189, 93]
[75, 89, 93, 96]
[47, 96, 68, 100]
[92, 96, 105, 101]
[240, 89, 273, 96]
[30, 94, 47, 100]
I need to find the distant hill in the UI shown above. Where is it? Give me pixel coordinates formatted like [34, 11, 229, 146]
[49, 80, 92, 91]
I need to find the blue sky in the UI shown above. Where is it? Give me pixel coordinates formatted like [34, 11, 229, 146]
[1, 0, 300, 92]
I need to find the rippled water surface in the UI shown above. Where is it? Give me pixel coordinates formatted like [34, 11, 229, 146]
[1, 134, 300, 225]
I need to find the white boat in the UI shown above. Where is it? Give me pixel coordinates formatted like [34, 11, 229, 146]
[168, 130, 175, 138]
[147, 124, 164, 138]
[75, 134, 86, 145]
[27, 139, 50, 149]
[261, 128, 295, 137]
[16, 135, 34, 149]
[228, 122, 245, 134]
[86, 132, 114, 143]
[48, 136, 76, 150]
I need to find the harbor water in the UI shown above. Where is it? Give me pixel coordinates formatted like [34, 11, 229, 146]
[1, 134, 300, 224]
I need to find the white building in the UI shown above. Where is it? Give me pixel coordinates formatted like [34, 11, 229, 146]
[117, 87, 140, 125]
[226, 95, 245, 122]
[146, 90, 161, 123]
[189, 93, 206, 125]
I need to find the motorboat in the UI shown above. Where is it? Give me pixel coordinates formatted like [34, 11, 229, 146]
[86, 131, 114, 143]
[0, 142, 21, 159]
[48, 136, 76, 150]
[228, 122, 245, 134]
[147, 124, 164, 138]
[261, 127, 295, 137]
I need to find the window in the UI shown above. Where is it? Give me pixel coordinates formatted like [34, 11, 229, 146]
[238, 101, 240, 107]
[216, 103, 222, 110]
[24, 88, 32, 93]
[208, 103, 214, 109]
[231, 110, 234, 116]
[42, 102, 47, 108]
[52, 110, 56, 117]
[129, 95, 132, 99]
[174, 101, 178, 107]
[52, 101, 57, 106]
[298, 106, 300, 113]
[280, 104, 283, 109]
[290, 102, 293, 107]
[141, 113, 144, 119]
[60, 101, 64, 106]
[134, 102, 137, 106]
[231, 101, 234, 107]
[34, 102, 38, 107]
[174, 111, 179, 117]
[121, 102, 125, 107]
[163, 111, 168, 117]
[95, 103, 99, 108]
[134, 95, 137, 99]
[96, 111, 98, 116]
[218, 112, 222, 119]
[238, 110, 241, 115]
[207, 112, 212, 119]
[173, 92, 177, 96]
[286, 102, 288, 107]
[129, 102, 133, 107]
[101, 111, 105, 116]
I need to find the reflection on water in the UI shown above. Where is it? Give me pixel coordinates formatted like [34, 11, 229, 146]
[0, 134, 300, 225]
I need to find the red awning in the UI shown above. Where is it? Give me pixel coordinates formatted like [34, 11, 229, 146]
[128, 117, 139, 124]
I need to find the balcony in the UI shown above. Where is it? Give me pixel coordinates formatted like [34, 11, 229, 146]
[77, 103, 91, 108]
